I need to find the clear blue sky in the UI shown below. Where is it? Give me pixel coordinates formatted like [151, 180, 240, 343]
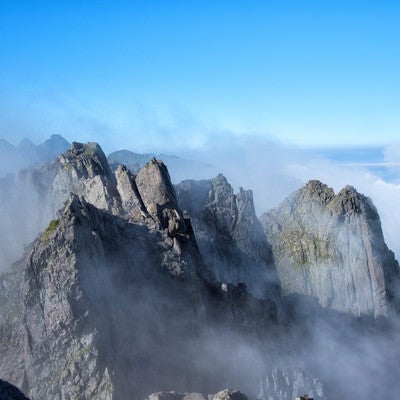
[1, 1, 399, 151]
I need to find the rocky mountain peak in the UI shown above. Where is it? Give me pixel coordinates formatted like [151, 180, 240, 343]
[0, 175, 280, 399]
[176, 175, 281, 305]
[135, 158, 185, 234]
[261, 181, 400, 317]
[301, 180, 335, 205]
[59, 142, 113, 180]
[211, 173, 234, 199]
[330, 184, 366, 216]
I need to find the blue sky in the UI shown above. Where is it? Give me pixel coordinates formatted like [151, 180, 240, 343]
[1, 1, 400, 151]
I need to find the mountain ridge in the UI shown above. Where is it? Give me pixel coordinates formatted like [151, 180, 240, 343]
[0, 140, 399, 399]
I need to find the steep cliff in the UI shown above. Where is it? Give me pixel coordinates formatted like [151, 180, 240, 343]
[261, 180, 400, 317]
[175, 174, 281, 307]
[0, 141, 121, 269]
[2, 142, 399, 399]
[0, 145, 279, 400]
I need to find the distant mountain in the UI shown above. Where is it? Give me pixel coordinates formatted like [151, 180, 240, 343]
[0, 134, 70, 176]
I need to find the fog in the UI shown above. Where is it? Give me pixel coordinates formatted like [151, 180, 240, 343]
[162, 135, 400, 261]
[0, 133, 400, 399]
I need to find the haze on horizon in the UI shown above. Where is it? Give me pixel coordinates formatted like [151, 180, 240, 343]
[2, 0, 400, 260]
[0, 1, 400, 153]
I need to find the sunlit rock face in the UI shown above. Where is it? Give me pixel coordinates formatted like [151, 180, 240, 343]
[0, 143, 279, 400]
[2, 140, 399, 400]
[261, 180, 400, 317]
[0, 143, 188, 270]
[20, 194, 205, 399]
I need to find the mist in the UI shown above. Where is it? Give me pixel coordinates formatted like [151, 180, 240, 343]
[155, 133, 400, 261]
[0, 133, 400, 400]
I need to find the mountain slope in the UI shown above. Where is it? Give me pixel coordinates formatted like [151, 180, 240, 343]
[176, 175, 281, 306]
[0, 143, 280, 399]
[2, 194, 277, 399]
[1, 142, 400, 399]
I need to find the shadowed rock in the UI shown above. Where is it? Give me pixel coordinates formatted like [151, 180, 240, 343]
[0, 379, 30, 400]
[176, 174, 281, 309]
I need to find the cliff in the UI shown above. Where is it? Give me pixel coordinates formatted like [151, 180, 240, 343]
[261, 180, 400, 317]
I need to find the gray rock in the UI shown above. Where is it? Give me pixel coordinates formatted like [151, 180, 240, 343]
[136, 158, 185, 234]
[0, 144, 194, 273]
[261, 180, 400, 317]
[145, 389, 247, 400]
[115, 164, 150, 223]
[212, 389, 248, 400]
[56, 141, 121, 214]
[146, 392, 208, 400]
[258, 367, 325, 400]
[0, 189, 274, 399]
[176, 174, 281, 311]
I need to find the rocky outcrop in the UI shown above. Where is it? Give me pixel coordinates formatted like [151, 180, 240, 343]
[145, 389, 248, 400]
[7, 194, 203, 399]
[2, 141, 400, 400]
[176, 174, 281, 307]
[0, 143, 188, 271]
[135, 158, 186, 234]
[259, 367, 325, 400]
[0, 262, 26, 391]
[0, 142, 119, 269]
[261, 180, 400, 317]
[115, 164, 150, 223]
[55, 141, 121, 214]
[0, 190, 277, 399]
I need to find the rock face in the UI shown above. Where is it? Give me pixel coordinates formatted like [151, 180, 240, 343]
[176, 175, 281, 307]
[20, 194, 206, 399]
[0, 143, 279, 400]
[0, 144, 182, 271]
[145, 389, 248, 400]
[1, 193, 274, 400]
[261, 180, 400, 317]
[0, 141, 119, 270]
[259, 368, 325, 400]
[55, 141, 121, 214]
[2, 142, 399, 400]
